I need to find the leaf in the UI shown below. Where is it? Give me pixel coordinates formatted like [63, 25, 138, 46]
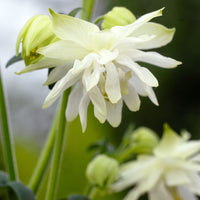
[0, 171, 35, 200]
[68, 8, 83, 17]
[6, 53, 22, 68]
[7, 182, 35, 200]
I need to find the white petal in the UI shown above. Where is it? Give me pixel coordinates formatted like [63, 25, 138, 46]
[105, 62, 121, 103]
[149, 181, 173, 200]
[88, 86, 107, 118]
[44, 64, 71, 85]
[165, 169, 190, 186]
[79, 92, 90, 132]
[131, 22, 176, 49]
[117, 56, 158, 87]
[130, 75, 159, 105]
[83, 62, 104, 91]
[124, 167, 162, 200]
[106, 101, 122, 127]
[49, 9, 99, 46]
[43, 68, 82, 108]
[123, 84, 141, 111]
[93, 107, 107, 124]
[16, 57, 67, 74]
[66, 83, 83, 121]
[178, 186, 198, 200]
[37, 40, 90, 61]
[111, 8, 164, 38]
[97, 49, 119, 65]
[122, 49, 181, 68]
[187, 172, 200, 195]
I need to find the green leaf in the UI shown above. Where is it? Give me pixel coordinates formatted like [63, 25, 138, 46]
[67, 194, 90, 200]
[68, 8, 83, 17]
[6, 54, 22, 68]
[0, 171, 35, 200]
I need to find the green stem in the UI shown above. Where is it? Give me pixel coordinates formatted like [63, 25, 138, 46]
[28, 109, 60, 193]
[45, 90, 70, 200]
[88, 187, 99, 200]
[0, 68, 18, 181]
[82, 0, 96, 21]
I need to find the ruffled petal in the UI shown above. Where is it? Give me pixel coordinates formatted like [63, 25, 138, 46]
[66, 83, 83, 121]
[123, 84, 141, 111]
[49, 9, 99, 47]
[88, 86, 107, 119]
[178, 186, 198, 200]
[117, 56, 158, 87]
[110, 8, 164, 38]
[37, 40, 90, 61]
[43, 68, 82, 108]
[106, 101, 122, 127]
[120, 49, 181, 68]
[79, 92, 90, 132]
[131, 22, 176, 49]
[105, 62, 121, 103]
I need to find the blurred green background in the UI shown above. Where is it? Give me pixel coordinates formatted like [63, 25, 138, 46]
[1, 0, 200, 199]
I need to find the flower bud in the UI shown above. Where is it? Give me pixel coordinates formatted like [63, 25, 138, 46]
[86, 154, 119, 189]
[101, 7, 136, 30]
[130, 127, 159, 154]
[16, 15, 57, 65]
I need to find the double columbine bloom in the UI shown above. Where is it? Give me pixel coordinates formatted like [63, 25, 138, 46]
[17, 8, 181, 131]
[111, 125, 200, 200]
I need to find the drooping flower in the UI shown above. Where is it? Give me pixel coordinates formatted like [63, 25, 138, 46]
[17, 8, 181, 132]
[111, 124, 200, 200]
[16, 15, 57, 65]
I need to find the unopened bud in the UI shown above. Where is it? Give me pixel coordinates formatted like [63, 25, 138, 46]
[86, 154, 119, 189]
[101, 7, 136, 30]
[16, 15, 57, 65]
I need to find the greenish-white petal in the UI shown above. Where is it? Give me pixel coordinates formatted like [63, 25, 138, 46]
[49, 9, 99, 47]
[187, 173, 200, 195]
[131, 22, 176, 49]
[178, 186, 198, 200]
[106, 101, 122, 127]
[16, 57, 67, 74]
[66, 83, 83, 121]
[149, 182, 173, 200]
[83, 62, 104, 91]
[129, 75, 158, 105]
[121, 49, 182, 68]
[117, 56, 158, 87]
[110, 8, 164, 38]
[165, 169, 190, 186]
[123, 84, 141, 111]
[44, 64, 71, 85]
[37, 40, 90, 61]
[43, 68, 82, 108]
[105, 62, 121, 103]
[88, 86, 107, 118]
[79, 92, 90, 132]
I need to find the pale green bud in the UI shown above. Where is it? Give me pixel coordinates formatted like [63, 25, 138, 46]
[16, 15, 57, 65]
[130, 127, 159, 154]
[86, 154, 119, 189]
[101, 7, 136, 30]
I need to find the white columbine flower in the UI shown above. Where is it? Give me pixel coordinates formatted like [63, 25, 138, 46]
[18, 8, 181, 132]
[111, 125, 200, 200]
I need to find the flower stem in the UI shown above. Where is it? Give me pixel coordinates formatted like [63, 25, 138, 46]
[45, 89, 70, 200]
[82, 0, 96, 21]
[0, 67, 18, 181]
[88, 187, 99, 200]
[28, 108, 60, 193]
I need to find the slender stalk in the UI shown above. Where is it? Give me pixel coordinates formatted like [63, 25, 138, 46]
[82, 0, 96, 21]
[0, 67, 17, 181]
[45, 90, 70, 200]
[28, 109, 60, 193]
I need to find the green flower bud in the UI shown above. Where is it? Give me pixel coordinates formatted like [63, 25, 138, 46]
[86, 154, 119, 189]
[16, 15, 57, 66]
[130, 127, 159, 154]
[101, 7, 136, 30]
